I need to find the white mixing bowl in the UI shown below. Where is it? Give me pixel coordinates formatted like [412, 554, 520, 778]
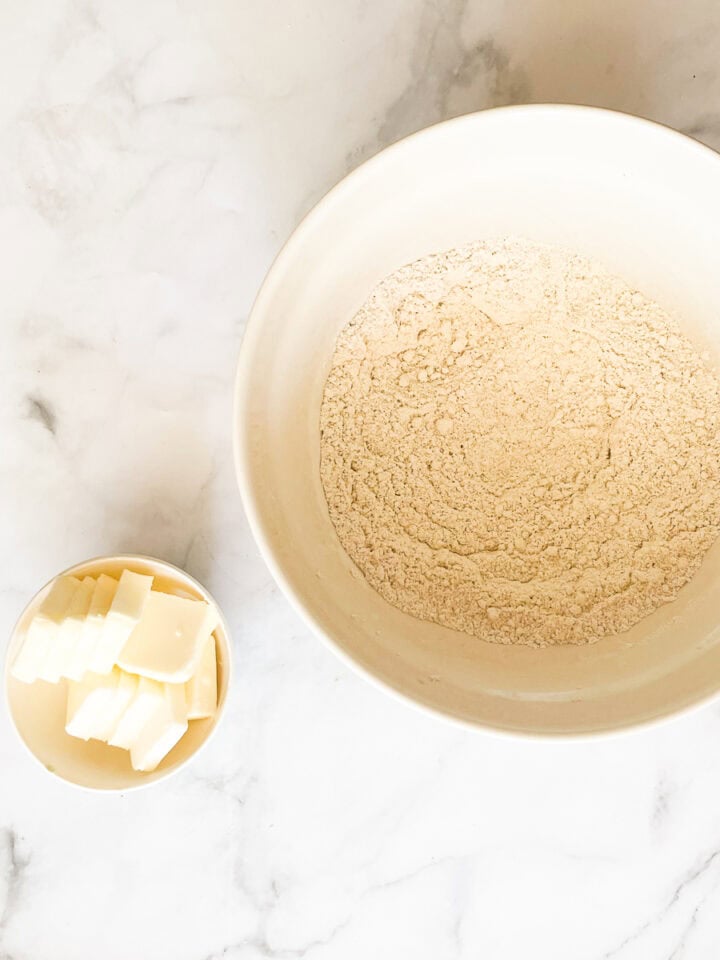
[235, 104, 720, 735]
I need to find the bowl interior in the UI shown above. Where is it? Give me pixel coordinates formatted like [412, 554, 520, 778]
[5, 556, 230, 789]
[237, 105, 720, 734]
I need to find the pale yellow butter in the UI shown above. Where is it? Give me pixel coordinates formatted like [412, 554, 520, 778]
[118, 591, 218, 683]
[12, 576, 81, 684]
[130, 683, 188, 772]
[43, 576, 96, 683]
[66, 667, 138, 743]
[70, 574, 118, 680]
[108, 676, 165, 750]
[185, 634, 217, 719]
[91, 570, 153, 674]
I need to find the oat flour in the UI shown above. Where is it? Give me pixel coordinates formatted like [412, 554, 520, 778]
[319, 239, 720, 646]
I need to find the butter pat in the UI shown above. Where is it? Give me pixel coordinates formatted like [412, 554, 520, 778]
[69, 574, 118, 681]
[185, 634, 217, 719]
[91, 570, 153, 674]
[97, 670, 138, 741]
[12, 576, 81, 684]
[118, 591, 218, 682]
[108, 676, 165, 750]
[42, 576, 96, 683]
[130, 683, 187, 772]
[66, 667, 127, 741]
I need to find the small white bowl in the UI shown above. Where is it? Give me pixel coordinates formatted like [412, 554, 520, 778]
[235, 104, 720, 736]
[4, 555, 232, 790]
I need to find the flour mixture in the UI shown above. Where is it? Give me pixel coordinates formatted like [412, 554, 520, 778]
[319, 239, 720, 646]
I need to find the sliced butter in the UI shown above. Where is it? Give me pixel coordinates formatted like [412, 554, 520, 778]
[108, 676, 165, 750]
[130, 683, 187, 772]
[185, 634, 217, 719]
[69, 574, 118, 681]
[91, 570, 153, 674]
[118, 591, 218, 682]
[43, 576, 96, 683]
[12, 576, 82, 684]
[66, 667, 124, 741]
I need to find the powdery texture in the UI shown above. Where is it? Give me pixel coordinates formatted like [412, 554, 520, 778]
[319, 239, 720, 646]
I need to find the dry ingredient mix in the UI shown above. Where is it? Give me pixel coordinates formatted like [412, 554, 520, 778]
[319, 239, 720, 646]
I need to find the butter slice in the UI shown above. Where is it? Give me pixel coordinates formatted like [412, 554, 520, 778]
[185, 634, 217, 719]
[91, 570, 153, 674]
[130, 683, 188, 772]
[69, 574, 118, 681]
[66, 667, 125, 741]
[118, 591, 218, 682]
[108, 676, 165, 750]
[12, 576, 82, 684]
[43, 576, 96, 682]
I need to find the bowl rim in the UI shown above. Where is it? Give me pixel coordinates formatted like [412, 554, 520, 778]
[233, 102, 720, 740]
[4, 553, 233, 792]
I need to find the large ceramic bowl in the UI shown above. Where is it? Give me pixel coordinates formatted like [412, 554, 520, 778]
[235, 104, 720, 735]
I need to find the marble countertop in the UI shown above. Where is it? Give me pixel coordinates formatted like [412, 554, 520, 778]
[4, 1, 720, 957]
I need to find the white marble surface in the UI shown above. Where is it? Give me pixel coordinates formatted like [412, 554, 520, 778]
[4, 1, 720, 957]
